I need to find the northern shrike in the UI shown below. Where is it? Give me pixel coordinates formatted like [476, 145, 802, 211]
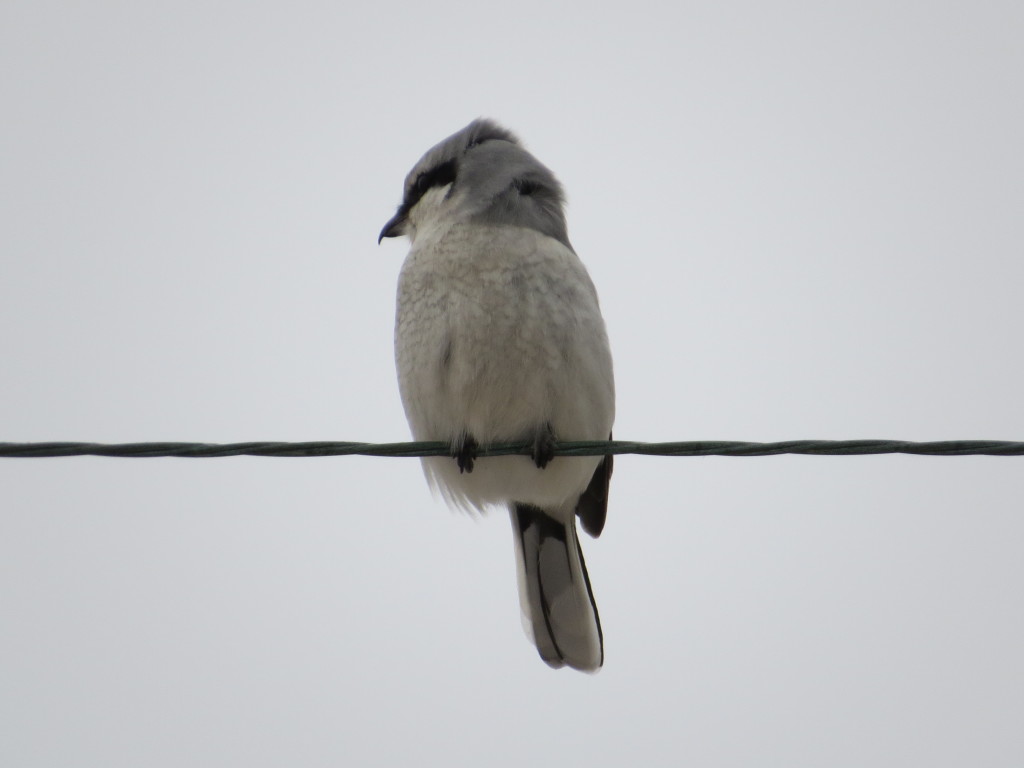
[379, 119, 615, 671]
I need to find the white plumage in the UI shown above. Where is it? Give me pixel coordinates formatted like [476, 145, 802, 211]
[381, 120, 615, 671]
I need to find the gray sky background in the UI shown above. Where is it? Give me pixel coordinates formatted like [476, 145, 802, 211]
[2, 2, 1022, 765]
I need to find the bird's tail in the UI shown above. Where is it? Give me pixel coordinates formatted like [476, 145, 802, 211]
[510, 503, 603, 671]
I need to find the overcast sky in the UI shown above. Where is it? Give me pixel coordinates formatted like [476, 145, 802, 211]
[2, 2, 1022, 766]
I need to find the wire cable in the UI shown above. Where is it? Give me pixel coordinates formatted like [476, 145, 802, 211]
[1, 439, 1022, 458]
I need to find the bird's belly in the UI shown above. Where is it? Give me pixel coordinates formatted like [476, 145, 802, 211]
[394, 226, 613, 512]
[422, 453, 602, 513]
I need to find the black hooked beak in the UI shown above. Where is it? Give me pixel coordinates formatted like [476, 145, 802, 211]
[378, 211, 407, 244]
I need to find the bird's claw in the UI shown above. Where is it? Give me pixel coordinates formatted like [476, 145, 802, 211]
[452, 434, 479, 474]
[532, 424, 556, 469]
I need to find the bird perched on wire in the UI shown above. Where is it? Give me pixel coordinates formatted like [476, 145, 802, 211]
[379, 119, 615, 671]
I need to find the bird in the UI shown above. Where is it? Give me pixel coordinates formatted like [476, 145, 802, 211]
[379, 119, 615, 671]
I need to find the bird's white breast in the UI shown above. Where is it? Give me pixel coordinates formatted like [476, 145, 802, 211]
[395, 222, 614, 513]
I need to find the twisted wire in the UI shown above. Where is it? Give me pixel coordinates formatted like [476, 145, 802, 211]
[1, 439, 1021, 458]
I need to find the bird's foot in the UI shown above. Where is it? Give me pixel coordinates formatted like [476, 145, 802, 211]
[531, 423, 556, 469]
[451, 433, 479, 474]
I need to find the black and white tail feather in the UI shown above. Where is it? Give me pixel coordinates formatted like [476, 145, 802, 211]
[512, 504, 603, 671]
